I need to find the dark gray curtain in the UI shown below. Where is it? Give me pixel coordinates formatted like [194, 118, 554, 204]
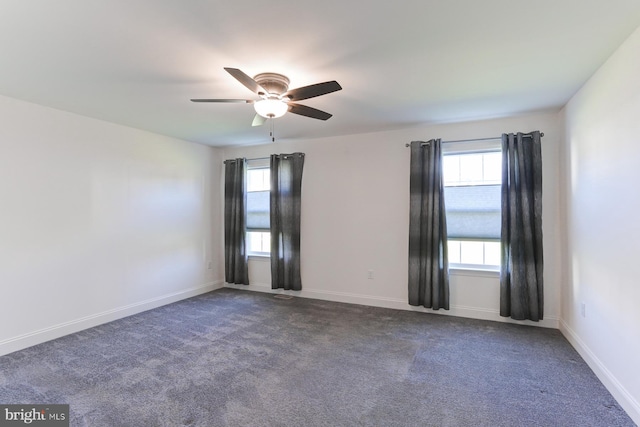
[408, 140, 449, 310]
[500, 131, 543, 321]
[270, 153, 305, 290]
[224, 158, 249, 285]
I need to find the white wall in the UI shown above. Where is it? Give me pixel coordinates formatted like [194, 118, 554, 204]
[0, 95, 224, 356]
[561, 26, 640, 424]
[223, 111, 562, 328]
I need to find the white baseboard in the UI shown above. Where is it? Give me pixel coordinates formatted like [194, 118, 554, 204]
[559, 319, 640, 426]
[0, 280, 224, 357]
[223, 283, 559, 329]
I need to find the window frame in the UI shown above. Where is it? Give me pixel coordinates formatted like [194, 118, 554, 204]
[442, 140, 502, 272]
[245, 159, 271, 258]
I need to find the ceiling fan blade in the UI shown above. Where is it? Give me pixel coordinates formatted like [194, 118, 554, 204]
[190, 99, 254, 103]
[252, 114, 267, 127]
[224, 67, 268, 95]
[283, 81, 342, 102]
[287, 103, 333, 120]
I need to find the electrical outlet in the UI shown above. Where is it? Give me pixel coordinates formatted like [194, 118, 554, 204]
[367, 270, 374, 279]
[580, 302, 586, 318]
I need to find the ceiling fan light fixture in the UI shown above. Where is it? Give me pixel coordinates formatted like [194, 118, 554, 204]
[254, 99, 288, 118]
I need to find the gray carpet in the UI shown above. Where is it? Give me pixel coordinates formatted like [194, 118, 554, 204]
[0, 288, 634, 427]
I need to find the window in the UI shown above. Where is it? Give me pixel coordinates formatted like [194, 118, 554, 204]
[246, 161, 271, 256]
[443, 145, 501, 270]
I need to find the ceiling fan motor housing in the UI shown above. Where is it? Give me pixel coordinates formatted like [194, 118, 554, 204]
[253, 73, 290, 96]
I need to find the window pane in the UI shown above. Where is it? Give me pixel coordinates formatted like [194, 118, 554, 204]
[443, 156, 460, 185]
[448, 240, 461, 264]
[247, 231, 270, 254]
[246, 169, 259, 192]
[460, 241, 484, 265]
[459, 154, 483, 184]
[483, 152, 502, 184]
[247, 232, 261, 253]
[484, 241, 501, 266]
[247, 168, 270, 192]
[261, 232, 271, 253]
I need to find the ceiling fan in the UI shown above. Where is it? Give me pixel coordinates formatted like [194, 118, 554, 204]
[191, 67, 342, 126]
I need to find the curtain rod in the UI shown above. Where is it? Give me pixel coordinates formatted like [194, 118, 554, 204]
[225, 154, 304, 164]
[224, 156, 269, 164]
[404, 132, 544, 147]
[246, 154, 304, 161]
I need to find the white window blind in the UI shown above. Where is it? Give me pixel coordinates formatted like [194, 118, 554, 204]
[443, 148, 501, 241]
[444, 184, 501, 240]
[246, 165, 270, 232]
[246, 190, 270, 231]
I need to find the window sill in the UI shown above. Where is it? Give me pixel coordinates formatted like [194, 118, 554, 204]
[248, 254, 270, 261]
[449, 267, 499, 278]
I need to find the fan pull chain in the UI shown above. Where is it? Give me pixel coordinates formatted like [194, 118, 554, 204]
[270, 118, 276, 143]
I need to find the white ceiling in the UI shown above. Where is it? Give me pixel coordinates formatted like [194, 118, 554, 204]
[1, 1, 640, 147]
